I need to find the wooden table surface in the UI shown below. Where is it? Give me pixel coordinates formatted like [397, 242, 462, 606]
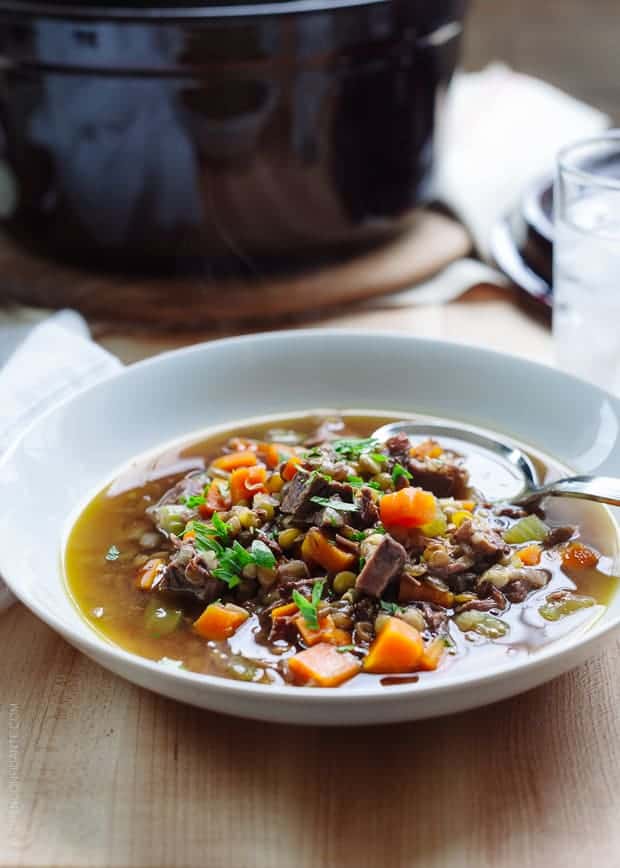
[2, 290, 620, 868]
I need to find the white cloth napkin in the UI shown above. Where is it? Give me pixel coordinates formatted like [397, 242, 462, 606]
[0, 310, 122, 612]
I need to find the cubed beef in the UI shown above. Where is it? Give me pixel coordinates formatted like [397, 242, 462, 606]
[355, 534, 407, 597]
[158, 554, 222, 604]
[408, 457, 470, 499]
[453, 519, 510, 566]
[544, 525, 575, 548]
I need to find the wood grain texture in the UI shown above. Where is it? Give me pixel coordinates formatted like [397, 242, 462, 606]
[0, 211, 470, 327]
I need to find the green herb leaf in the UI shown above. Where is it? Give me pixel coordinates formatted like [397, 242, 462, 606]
[211, 512, 230, 544]
[359, 557, 366, 569]
[370, 452, 388, 464]
[183, 494, 206, 509]
[212, 568, 241, 589]
[304, 447, 323, 459]
[336, 644, 356, 653]
[312, 578, 325, 608]
[229, 540, 254, 568]
[347, 530, 367, 542]
[331, 438, 381, 459]
[379, 601, 402, 615]
[367, 481, 383, 491]
[292, 590, 319, 631]
[190, 522, 225, 557]
[310, 496, 359, 512]
[346, 476, 365, 487]
[105, 544, 120, 562]
[392, 463, 413, 485]
[250, 539, 276, 568]
[292, 579, 325, 631]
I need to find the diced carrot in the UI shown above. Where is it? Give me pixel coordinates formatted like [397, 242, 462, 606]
[363, 616, 424, 674]
[288, 643, 361, 687]
[380, 487, 437, 529]
[212, 450, 258, 472]
[230, 465, 267, 504]
[199, 479, 231, 516]
[282, 455, 302, 481]
[461, 501, 476, 512]
[519, 544, 542, 566]
[259, 442, 296, 469]
[193, 602, 249, 641]
[398, 576, 454, 608]
[562, 542, 599, 570]
[324, 626, 353, 647]
[410, 439, 443, 460]
[271, 602, 299, 621]
[301, 529, 356, 573]
[294, 612, 353, 648]
[136, 558, 165, 590]
[182, 528, 196, 542]
[296, 613, 332, 646]
[418, 637, 445, 672]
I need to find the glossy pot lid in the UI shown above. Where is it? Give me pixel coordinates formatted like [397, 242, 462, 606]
[0, 0, 466, 19]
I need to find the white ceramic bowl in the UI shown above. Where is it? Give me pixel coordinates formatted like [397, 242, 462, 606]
[1, 331, 619, 726]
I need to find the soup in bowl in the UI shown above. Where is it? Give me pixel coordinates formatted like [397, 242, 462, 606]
[65, 411, 619, 691]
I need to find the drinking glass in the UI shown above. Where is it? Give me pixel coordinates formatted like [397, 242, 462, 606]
[553, 131, 620, 393]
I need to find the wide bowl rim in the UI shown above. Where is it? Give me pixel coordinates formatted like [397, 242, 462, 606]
[1, 328, 619, 708]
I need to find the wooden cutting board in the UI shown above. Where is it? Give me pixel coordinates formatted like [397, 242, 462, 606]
[0, 210, 470, 327]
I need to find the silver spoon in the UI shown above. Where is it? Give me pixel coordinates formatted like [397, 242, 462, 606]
[372, 421, 620, 508]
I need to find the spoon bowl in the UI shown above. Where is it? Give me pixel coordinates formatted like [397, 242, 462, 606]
[372, 420, 620, 508]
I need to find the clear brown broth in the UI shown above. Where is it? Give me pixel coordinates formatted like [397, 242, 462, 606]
[65, 412, 620, 689]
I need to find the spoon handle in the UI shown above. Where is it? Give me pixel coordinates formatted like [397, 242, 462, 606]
[523, 475, 620, 508]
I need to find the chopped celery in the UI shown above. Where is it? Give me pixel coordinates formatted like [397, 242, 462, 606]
[539, 592, 596, 622]
[144, 597, 183, 637]
[454, 610, 509, 639]
[503, 514, 548, 544]
[421, 509, 448, 538]
[153, 504, 194, 536]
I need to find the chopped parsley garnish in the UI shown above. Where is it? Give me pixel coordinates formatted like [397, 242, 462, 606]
[183, 494, 206, 509]
[332, 437, 381, 459]
[211, 512, 230, 544]
[392, 463, 413, 485]
[105, 544, 120, 562]
[212, 541, 253, 588]
[359, 557, 366, 569]
[310, 496, 359, 512]
[346, 475, 365, 487]
[292, 579, 325, 632]
[336, 644, 356, 653]
[189, 521, 225, 557]
[189, 527, 276, 589]
[304, 447, 323, 459]
[370, 452, 388, 464]
[250, 539, 277, 568]
[379, 601, 402, 615]
[347, 530, 367, 542]
[347, 476, 382, 492]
